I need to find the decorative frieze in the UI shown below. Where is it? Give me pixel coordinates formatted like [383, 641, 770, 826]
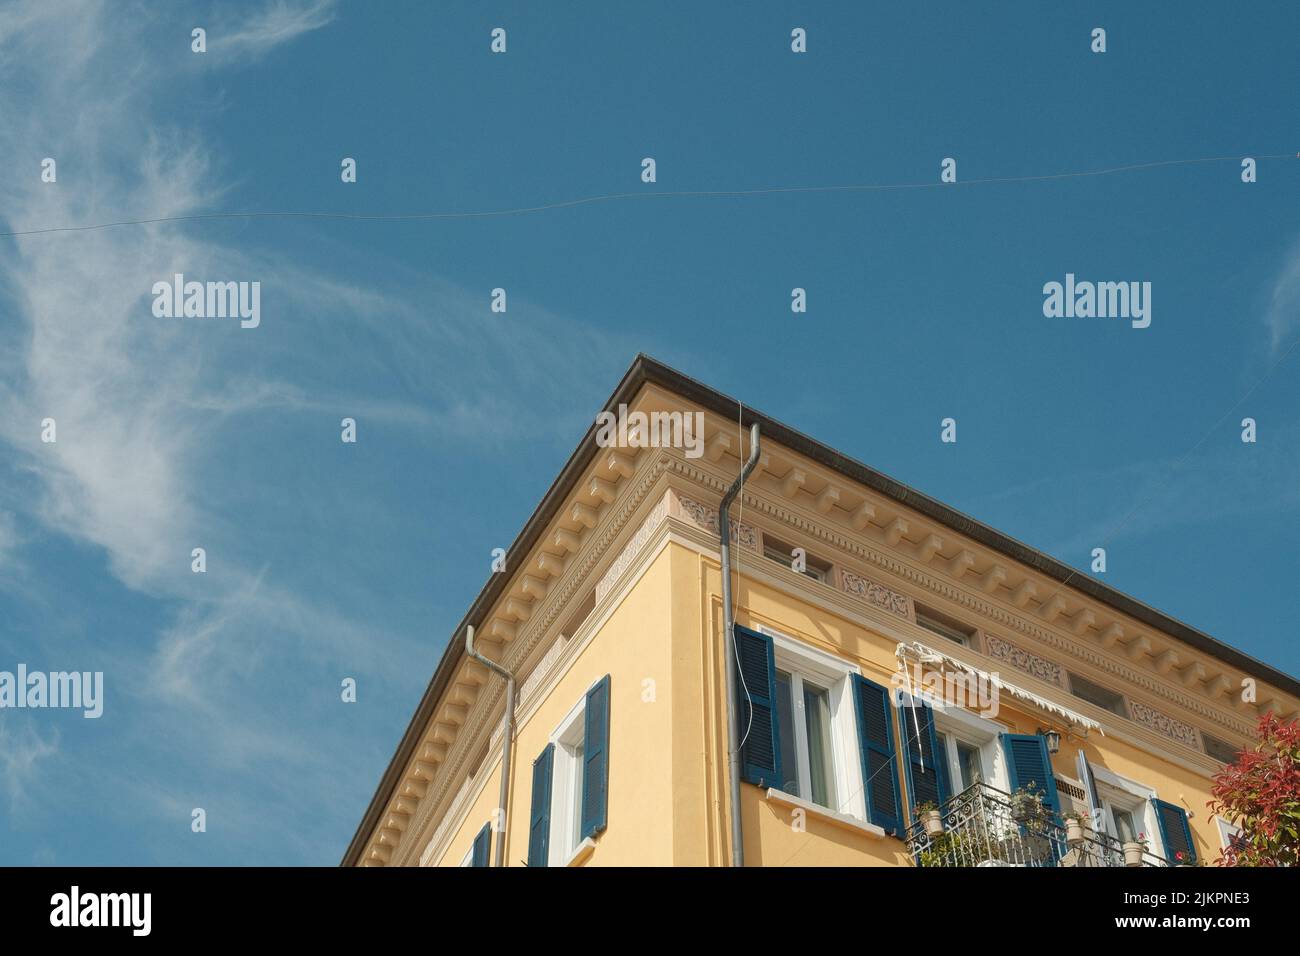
[518, 635, 568, 705]
[840, 568, 911, 619]
[1127, 699, 1201, 750]
[983, 632, 1064, 687]
[675, 493, 759, 553]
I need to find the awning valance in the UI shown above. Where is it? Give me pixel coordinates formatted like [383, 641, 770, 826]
[895, 640, 1104, 735]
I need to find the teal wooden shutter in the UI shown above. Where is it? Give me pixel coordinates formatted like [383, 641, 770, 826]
[526, 744, 554, 866]
[1152, 798, 1197, 865]
[900, 696, 949, 811]
[851, 674, 903, 834]
[735, 626, 782, 788]
[1001, 733, 1060, 816]
[580, 674, 611, 839]
[471, 821, 491, 867]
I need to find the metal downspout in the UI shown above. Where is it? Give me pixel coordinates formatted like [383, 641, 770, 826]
[465, 624, 516, 867]
[720, 423, 761, 867]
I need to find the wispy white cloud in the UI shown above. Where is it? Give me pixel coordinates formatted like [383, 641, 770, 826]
[0, 2, 412, 857]
[0, 719, 59, 812]
[0, 510, 18, 568]
[212, 0, 338, 62]
[1264, 238, 1300, 357]
[0, 1, 635, 862]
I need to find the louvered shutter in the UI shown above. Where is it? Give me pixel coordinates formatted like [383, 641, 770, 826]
[1001, 733, 1061, 816]
[1152, 798, 1197, 865]
[580, 675, 611, 839]
[735, 626, 782, 788]
[471, 821, 491, 867]
[851, 674, 903, 834]
[901, 696, 949, 811]
[526, 744, 554, 866]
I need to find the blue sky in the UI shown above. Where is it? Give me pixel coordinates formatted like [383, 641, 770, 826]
[0, 1, 1296, 865]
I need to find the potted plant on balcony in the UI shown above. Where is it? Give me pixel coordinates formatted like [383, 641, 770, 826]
[1122, 834, 1149, 867]
[917, 801, 945, 837]
[1009, 783, 1049, 826]
[917, 830, 972, 867]
[1065, 816, 1086, 845]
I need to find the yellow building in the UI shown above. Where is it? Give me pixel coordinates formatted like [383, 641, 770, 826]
[343, 355, 1299, 868]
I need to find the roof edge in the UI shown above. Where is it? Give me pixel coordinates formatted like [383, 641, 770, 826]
[342, 353, 1299, 866]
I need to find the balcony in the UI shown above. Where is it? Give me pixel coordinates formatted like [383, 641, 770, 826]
[903, 782, 1171, 867]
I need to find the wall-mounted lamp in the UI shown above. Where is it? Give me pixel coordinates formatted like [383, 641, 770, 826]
[1038, 728, 1062, 755]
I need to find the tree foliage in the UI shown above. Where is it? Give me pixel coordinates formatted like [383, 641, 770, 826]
[1209, 713, 1300, 866]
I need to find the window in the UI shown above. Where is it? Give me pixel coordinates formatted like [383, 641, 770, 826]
[530, 675, 610, 867]
[759, 627, 868, 821]
[895, 683, 1008, 809]
[1090, 766, 1159, 860]
[550, 698, 589, 863]
[776, 670, 835, 807]
[934, 732, 985, 790]
[1202, 733, 1241, 765]
[955, 738, 984, 789]
[915, 604, 976, 648]
[1068, 672, 1127, 717]
[762, 533, 831, 584]
[1216, 816, 1245, 851]
[925, 703, 1006, 796]
[1110, 805, 1139, 844]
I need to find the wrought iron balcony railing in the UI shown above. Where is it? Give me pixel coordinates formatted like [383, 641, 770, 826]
[903, 782, 1171, 867]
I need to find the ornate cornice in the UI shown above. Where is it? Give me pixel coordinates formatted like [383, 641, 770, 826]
[717, 474, 1261, 742]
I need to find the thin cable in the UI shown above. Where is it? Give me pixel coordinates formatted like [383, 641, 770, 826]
[1, 153, 1292, 239]
[902, 656, 925, 775]
[732, 401, 755, 754]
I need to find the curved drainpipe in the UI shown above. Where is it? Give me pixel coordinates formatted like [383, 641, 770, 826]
[465, 624, 516, 867]
[720, 422, 760, 867]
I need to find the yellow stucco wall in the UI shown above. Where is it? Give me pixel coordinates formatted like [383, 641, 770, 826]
[435, 543, 676, 866]
[430, 537, 1225, 866]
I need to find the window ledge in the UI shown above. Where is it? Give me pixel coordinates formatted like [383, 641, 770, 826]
[564, 837, 597, 867]
[764, 789, 886, 839]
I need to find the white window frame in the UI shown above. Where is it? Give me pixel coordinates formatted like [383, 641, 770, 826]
[762, 541, 829, 584]
[898, 687, 1009, 795]
[914, 605, 975, 648]
[1090, 764, 1163, 854]
[1215, 815, 1243, 850]
[546, 695, 588, 867]
[758, 626, 867, 823]
[936, 729, 990, 793]
[1098, 786, 1144, 844]
[459, 847, 473, 867]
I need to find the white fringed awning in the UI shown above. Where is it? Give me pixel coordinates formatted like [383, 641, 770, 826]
[895, 640, 1103, 735]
